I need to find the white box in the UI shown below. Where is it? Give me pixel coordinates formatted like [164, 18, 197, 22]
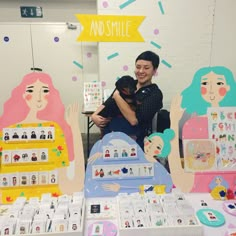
[117, 194, 203, 236]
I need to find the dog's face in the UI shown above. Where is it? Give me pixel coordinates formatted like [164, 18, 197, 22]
[115, 76, 136, 97]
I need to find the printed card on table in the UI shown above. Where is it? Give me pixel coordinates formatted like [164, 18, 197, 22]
[207, 107, 236, 170]
[83, 82, 103, 112]
[183, 139, 217, 172]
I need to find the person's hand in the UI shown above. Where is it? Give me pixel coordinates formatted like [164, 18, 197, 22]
[102, 183, 121, 192]
[65, 102, 79, 128]
[87, 152, 103, 165]
[91, 113, 110, 128]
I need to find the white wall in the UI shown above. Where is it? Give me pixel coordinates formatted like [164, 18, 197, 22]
[97, 0, 236, 110]
[0, 0, 98, 134]
[0, 0, 96, 22]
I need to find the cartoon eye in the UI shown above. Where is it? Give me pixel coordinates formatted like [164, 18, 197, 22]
[201, 82, 208, 85]
[216, 82, 224, 85]
[43, 88, 50, 93]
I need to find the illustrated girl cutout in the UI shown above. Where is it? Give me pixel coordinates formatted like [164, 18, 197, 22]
[169, 66, 236, 192]
[0, 72, 84, 202]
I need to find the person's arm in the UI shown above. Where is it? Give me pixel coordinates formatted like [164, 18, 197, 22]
[112, 90, 138, 126]
[168, 94, 194, 192]
[91, 104, 111, 128]
[59, 102, 84, 193]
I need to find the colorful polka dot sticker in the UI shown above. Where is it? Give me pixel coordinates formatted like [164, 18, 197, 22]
[196, 208, 225, 227]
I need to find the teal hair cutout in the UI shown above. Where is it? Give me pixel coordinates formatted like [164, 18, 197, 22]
[148, 128, 175, 158]
[181, 66, 236, 115]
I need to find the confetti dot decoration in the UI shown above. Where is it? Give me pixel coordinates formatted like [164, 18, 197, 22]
[154, 28, 159, 35]
[72, 76, 78, 81]
[102, 1, 109, 8]
[54, 37, 59, 42]
[4, 36, 9, 42]
[123, 65, 129, 71]
[87, 52, 92, 58]
[101, 81, 106, 87]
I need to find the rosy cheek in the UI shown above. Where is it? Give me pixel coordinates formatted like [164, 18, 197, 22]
[25, 94, 32, 101]
[154, 150, 160, 154]
[44, 95, 49, 100]
[144, 141, 149, 146]
[201, 87, 207, 95]
[218, 87, 227, 96]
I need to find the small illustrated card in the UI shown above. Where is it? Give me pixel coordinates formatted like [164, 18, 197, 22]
[183, 139, 216, 172]
[68, 219, 80, 232]
[11, 150, 22, 163]
[122, 217, 133, 228]
[91, 223, 104, 235]
[31, 220, 47, 234]
[38, 171, 49, 185]
[83, 81, 103, 112]
[0, 174, 10, 187]
[10, 173, 19, 187]
[15, 220, 31, 235]
[208, 107, 236, 170]
[39, 149, 48, 162]
[3, 128, 11, 141]
[86, 199, 117, 219]
[20, 150, 30, 163]
[1, 150, 11, 164]
[19, 172, 30, 186]
[20, 128, 30, 140]
[51, 219, 68, 232]
[29, 172, 39, 186]
[49, 170, 58, 185]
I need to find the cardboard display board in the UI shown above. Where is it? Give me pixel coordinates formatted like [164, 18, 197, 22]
[0, 71, 85, 204]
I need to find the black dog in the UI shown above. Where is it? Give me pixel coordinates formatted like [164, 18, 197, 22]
[98, 75, 136, 118]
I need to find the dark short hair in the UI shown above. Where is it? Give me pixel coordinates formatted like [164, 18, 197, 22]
[135, 51, 160, 69]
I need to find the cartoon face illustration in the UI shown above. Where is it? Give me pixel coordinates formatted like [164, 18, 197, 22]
[200, 71, 230, 106]
[23, 80, 50, 111]
[144, 135, 164, 157]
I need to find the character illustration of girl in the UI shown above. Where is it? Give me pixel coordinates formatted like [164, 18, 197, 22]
[0, 72, 84, 203]
[209, 176, 229, 200]
[85, 131, 173, 198]
[169, 66, 236, 193]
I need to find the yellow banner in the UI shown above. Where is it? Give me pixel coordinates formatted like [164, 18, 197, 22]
[75, 14, 145, 42]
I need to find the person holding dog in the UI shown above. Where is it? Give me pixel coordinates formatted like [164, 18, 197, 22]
[91, 51, 163, 149]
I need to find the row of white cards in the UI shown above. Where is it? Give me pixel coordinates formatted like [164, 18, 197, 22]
[3, 127, 55, 142]
[2, 148, 49, 164]
[92, 163, 154, 179]
[0, 193, 84, 234]
[0, 170, 58, 187]
[118, 192, 199, 228]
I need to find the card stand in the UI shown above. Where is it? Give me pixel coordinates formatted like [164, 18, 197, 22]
[117, 194, 203, 236]
[0, 197, 85, 236]
[20, 202, 85, 236]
